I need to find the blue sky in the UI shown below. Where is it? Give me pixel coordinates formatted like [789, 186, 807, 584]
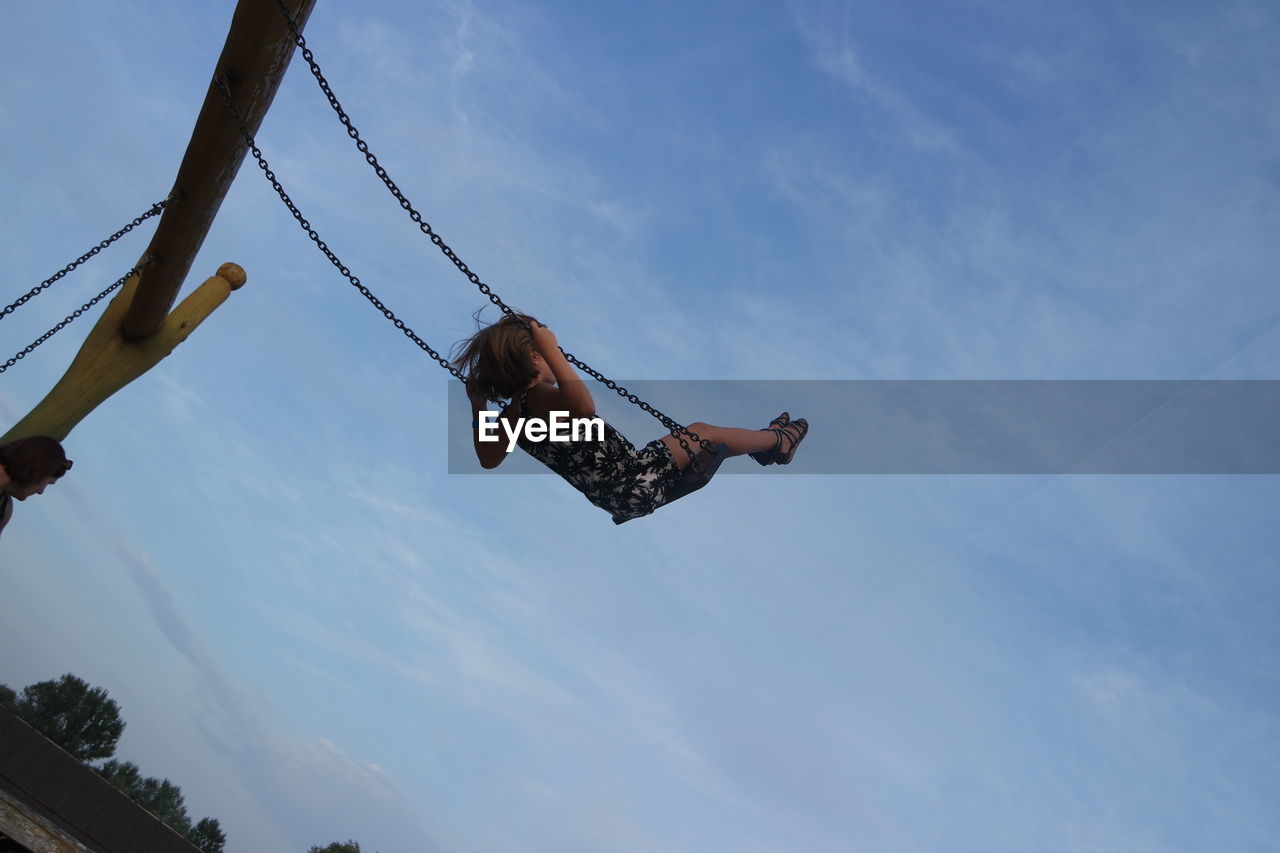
[2, 1, 1279, 851]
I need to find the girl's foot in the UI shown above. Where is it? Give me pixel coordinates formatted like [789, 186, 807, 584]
[767, 418, 808, 465]
[750, 412, 791, 466]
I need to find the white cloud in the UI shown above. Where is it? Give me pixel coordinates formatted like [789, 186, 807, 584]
[5, 1, 1279, 851]
[788, 1, 959, 153]
[67, 496, 441, 852]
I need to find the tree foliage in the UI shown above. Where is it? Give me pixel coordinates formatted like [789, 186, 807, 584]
[308, 842, 363, 853]
[188, 817, 227, 853]
[97, 760, 192, 835]
[94, 760, 225, 852]
[8, 673, 125, 762]
[1, 673, 226, 853]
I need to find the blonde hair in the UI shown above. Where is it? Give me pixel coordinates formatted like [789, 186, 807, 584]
[452, 312, 541, 402]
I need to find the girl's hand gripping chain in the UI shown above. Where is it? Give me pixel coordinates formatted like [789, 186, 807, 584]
[526, 321, 595, 420]
[528, 320, 558, 354]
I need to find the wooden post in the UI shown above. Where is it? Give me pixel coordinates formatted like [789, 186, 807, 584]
[4, 0, 318, 443]
[1, 264, 247, 444]
[121, 0, 317, 341]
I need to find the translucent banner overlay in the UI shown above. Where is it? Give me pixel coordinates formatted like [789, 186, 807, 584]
[448, 380, 1280, 474]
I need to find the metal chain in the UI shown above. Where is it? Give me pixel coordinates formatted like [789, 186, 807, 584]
[269, 0, 714, 464]
[215, 76, 464, 380]
[1, 196, 172, 322]
[0, 259, 151, 375]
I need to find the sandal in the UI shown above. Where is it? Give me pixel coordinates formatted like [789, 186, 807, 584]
[750, 412, 791, 466]
[767, 418, 808, 465]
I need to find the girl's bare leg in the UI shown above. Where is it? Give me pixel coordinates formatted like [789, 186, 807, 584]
[660, 422, 780, 471]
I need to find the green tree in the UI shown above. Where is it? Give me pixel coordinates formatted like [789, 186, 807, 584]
[97, 759, 192, 836]
[11, 673, 124, 762]
[188, 817, 227, 853]
[7, 673, 227, 851]
[308, 842, 362, 853]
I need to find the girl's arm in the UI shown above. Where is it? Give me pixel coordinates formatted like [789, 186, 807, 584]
[530, 322, 596, 419]
[469, 387, 510, 469]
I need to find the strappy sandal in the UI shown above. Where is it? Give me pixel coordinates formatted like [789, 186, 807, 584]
[767, 418, 808, 465]
[750, 412, 791, 466]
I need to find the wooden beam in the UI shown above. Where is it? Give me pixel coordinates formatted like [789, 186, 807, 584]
[120, 0, 316, 341]
[1, 263, 248, 444]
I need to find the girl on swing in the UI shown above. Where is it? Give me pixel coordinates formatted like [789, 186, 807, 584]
[454, 314, 808, 523]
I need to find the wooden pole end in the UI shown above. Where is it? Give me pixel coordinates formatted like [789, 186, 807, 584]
[217, 262, 247, 290]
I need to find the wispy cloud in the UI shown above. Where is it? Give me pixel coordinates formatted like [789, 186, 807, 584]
[87, 508, 439, 852]
[5, 1, 1280, 851]
[788, 0, 960, 153]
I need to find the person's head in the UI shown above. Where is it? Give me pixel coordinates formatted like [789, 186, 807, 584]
[452, 312, 542, 402]
[0, 435, 72, 500]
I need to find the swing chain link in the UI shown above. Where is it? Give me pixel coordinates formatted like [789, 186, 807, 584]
[269, 1, 715, 468]
[273, 0, 508, 317]
[555, 355, 710, 466]
[0, 258, 153, 375]
[1, 195, 173, 322]
[214, 75, 465, 382]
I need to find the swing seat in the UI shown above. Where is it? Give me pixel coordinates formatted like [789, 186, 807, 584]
[612, 442, 731, 525]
